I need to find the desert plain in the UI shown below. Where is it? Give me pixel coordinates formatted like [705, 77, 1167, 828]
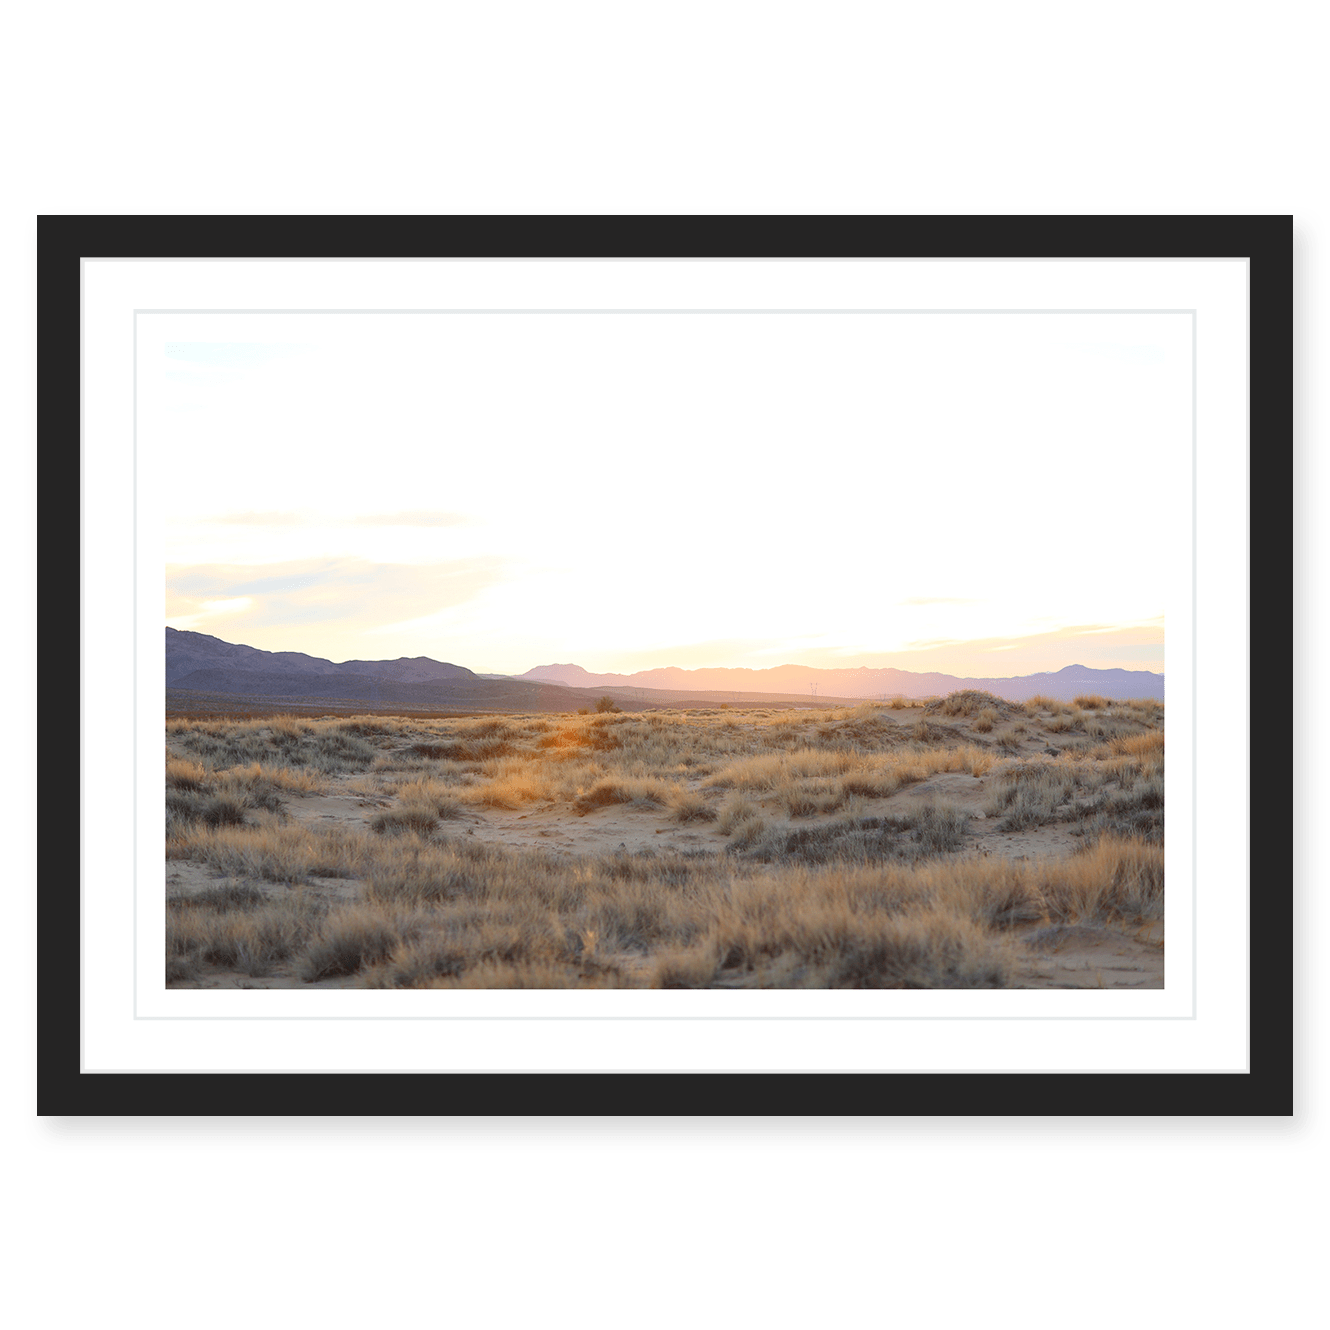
[164, 690, 1164, 989]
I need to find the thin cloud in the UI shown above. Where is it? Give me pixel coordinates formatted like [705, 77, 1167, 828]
[166, 556, 509, 640]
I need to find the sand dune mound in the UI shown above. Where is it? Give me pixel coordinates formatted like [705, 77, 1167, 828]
[923, 690, 1022, 720]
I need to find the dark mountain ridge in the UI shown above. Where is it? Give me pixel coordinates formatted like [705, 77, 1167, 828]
[166, 627, 477, 694]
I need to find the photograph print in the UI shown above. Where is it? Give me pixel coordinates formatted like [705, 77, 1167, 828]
[158, 300, 1176, 993]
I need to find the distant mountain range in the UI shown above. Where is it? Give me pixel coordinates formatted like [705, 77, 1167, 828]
[167, 628, 477, 693]
[166, 627, 1163, 708]
[517, 660, 1163, 702]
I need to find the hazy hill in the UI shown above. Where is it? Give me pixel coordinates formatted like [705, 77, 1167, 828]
[519, 660, 1164, 703]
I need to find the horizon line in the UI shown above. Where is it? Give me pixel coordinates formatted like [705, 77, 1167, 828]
[165, 625, 1164, 681]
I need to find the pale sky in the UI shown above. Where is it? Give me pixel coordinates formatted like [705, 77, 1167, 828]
[152, 312, 1183, 677]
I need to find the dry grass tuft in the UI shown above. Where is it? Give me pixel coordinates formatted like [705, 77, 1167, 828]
[1073, 694, 1110, 710]
[166, 757, 210, 790]
[171, 818, 371, 883]
[299, 905, 417, 982]
[666, 788, 718, 823]
[925, 689, 1013, 719]
[370, 806, 441, 836]
[168, 888, 324, 978]
[985, 761, 1076, 830]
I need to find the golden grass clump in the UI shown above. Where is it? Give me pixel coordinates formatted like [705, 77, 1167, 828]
[1035, 836, 1164, 923]
[574, 775, 677, 815]
[1072, 694, 1110, 710]
[1023, 694, 1065, 716]
[170, 818, 372, 883]
[925, 690, 1012, 718]
[666, 788, 717, 823]
[219, 762, 326, 795]
[459, 761, 556, 809]
[166, 757, 210, 790]
[1111, 730, 1165, 760]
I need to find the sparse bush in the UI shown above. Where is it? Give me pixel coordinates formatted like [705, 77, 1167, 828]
[336, 717, 402, 737]
[1042, 836, 1164, 922]
[1045, 714, 1083, 733]
[915, 802, 969, 853]
[411, 742, 452, 760]
[667, 788, 718, 823]
[172, 719, 379, 773]
[166, 790, 250, 828]
[1073, 694, 1110, 710]
[649, 946, 722, 988]
[299, 907, 413, 982]
[1074, 776, 1165, 845]
[172, 883, 269, 912]
[805, 914, 1010, 989]
[986, 762, 1076, 830]
[595, 696, 620, 714]
[392, 779, 462, 820]
[166, 757, 209, 791]
[371, 806, 441, 836]
[574, 775, 671, 815]
[172, 819, 370, 882]
[717, 794, 761, 835]
[167, 889, 324, 978]
[926, 690, 1011, 718]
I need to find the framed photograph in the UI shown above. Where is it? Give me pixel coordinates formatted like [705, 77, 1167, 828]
[40, 217, 1290, 1113]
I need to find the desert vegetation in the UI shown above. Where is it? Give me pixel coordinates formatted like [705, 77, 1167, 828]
[165, 692, 1165, 989]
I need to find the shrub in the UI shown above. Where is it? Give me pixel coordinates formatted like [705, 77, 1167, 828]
[667, 788, 718, 823]
[574, 776, 671, 815]
[595, 696, 620, 714]
[985, 762, 1075, 830]
[717, 794, 761, 835]
[299, 907, 412, 982]
[915, 802, 969, 853]
[166, 758, 209, 791]
[1073, 694, 1110, 711]
[371, 806, 441, 836]
[175, 792, 250, 827]
[926, 690, 1011, 718]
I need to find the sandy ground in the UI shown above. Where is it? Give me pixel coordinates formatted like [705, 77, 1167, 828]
[167, 753, 1163, 989]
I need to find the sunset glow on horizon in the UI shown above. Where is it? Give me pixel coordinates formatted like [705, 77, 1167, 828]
[151, 311, 1183, 680]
